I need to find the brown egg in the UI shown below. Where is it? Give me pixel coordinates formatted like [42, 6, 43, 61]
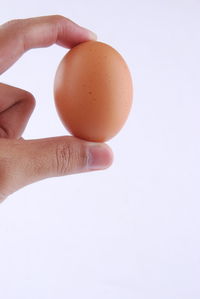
[54, 41, 133, 142]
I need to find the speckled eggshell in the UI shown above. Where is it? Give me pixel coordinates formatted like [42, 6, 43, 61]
[54, 41, 133, 142]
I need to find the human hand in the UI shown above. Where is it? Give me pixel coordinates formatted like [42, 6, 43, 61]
[0, 15, 113, 201]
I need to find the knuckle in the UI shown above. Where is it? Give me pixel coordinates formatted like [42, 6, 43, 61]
[55, 143, 72, 175]
[23, 91, 36, 110]
[51, 15, 70, 34]
[16, 90, 36, 116]
[24, 90, 35, 101]
[55, 142, 88, 175]
[51, 15, 66, 24]
[1, 18, 26, 51]
[2, 19, 24, 37]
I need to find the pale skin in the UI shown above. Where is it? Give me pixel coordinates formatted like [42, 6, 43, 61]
[0, 15, 113, 201]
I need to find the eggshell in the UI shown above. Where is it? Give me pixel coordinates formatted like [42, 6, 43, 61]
[54, 41, 133, 142]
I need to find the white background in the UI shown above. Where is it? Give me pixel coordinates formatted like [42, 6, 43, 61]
[0, 0, 200, 298]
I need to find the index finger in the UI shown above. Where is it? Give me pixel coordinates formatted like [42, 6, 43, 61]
[0, 15, 97, 74]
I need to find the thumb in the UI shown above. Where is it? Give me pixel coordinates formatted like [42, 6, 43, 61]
[0, 136, 113, 199]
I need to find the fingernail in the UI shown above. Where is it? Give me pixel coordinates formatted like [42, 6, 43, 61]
[87, 30, 97, 40]
[79, 24, 97, 40]
[88, 144, 113, 170]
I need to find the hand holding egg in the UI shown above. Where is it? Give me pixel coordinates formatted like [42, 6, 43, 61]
[0, 15, 116, 200]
